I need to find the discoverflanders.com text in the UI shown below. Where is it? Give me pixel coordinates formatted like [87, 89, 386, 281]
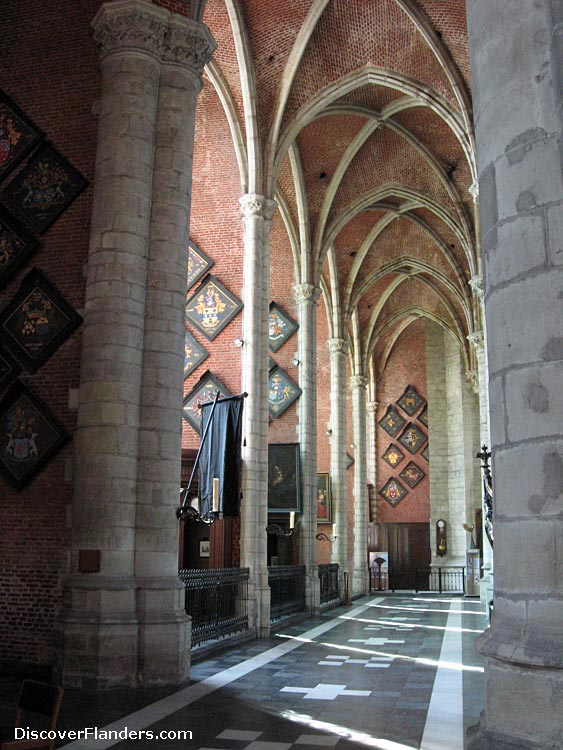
[15, 727, 193, 742]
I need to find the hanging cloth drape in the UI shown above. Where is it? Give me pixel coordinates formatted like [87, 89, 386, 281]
[199, 395, 244, 517]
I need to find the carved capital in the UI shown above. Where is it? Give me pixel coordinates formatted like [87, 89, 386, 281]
[350, 374, 368, 390]
[92, 0, 169, 62]
[366, 400, 379, 415]
[327, 338, 348, 355]
[465, 369, 480, 395]
[469, 274, 484, 303]
[239, 193, 277, 221]
[293, 283, 321, 305]
[163, 17, 216, 74]
[467, 330, 485, 354]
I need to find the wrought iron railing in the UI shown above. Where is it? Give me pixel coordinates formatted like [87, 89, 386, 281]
[388, 566, 466, 594]
[318, 563, 340, 605]
[268, 565, 306, 621]
[179, 567, 249, 648]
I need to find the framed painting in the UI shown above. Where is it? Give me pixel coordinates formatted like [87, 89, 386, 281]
[182, 370, 231, 434]
[382, 443, 404, 469]
[418, 404, 428, 427]
[185, 274, 243, 341]
[199, 539, 210, 558]
[268, 442, 301, 513]
[0, 89, 44, 182]
[187, 241, 213, 290]
[379, 477, 408, 508]
[268, 365, 301, 419]
[397, 384, 426, 416]
[317, 472, 332, 523]
[0, 141, 88, 234]
[399, 461, 425, 489]
[268, 302, 299, 352]
[398, 422, 427, 455]
[0, 205, 40, 290]
[0, 346, 20, 392]
[422, 444, 429, 462]
[0, 380, 69, 490]
[183, 328, 208, 379]
[378, 404, 406, 438]
[0, 267, 83, 372]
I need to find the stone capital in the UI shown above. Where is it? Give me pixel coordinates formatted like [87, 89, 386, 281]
[293, 283, 321, 305]
[366, 400, 379, 414]
[469, 274, 484, 303]
[92, 0, 169, 62]
[327, 337, 348, 355]
[239, 193, 277, 221]
[350, 374, 368, 390]
[465, 369, 479, 394]
[163, 16, 216, 74]
[469, 180, 479, 203]
[467, 330, 485, 354]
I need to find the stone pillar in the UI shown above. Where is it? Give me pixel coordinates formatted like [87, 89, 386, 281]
[239, 194, 277, 636]
[135, 15, 215, 686]
[350, 375, 369, 596]
[327, 338, 349, 595]
[59, 0, 168, 689]
[467, 2, 563, 747]
[366, 400, 378, 522]
[294, 283, 321, 613]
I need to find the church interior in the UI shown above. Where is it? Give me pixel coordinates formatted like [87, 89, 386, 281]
[1, 1, 562, 749]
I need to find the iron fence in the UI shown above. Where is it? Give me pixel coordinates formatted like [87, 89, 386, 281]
[385, 566, 466, 594]
[318, 563, 340, 605]
[268, 565, 306, 621]
[179, 567, 249, 648]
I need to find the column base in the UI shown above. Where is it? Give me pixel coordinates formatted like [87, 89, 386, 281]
[306, 567, 321, 614]
[58, 575, 139, 689]
[247, 583, 271, 637]
[352, 567, 369, 597]
[136, 576, 191, 687]
[58, 575, 191, 689]
[466, 712, 562, 750]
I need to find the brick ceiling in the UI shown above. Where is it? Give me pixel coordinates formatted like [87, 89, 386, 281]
[201, 0, 478, 375]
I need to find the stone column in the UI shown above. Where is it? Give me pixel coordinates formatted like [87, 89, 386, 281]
[327, 338, 349, 595]
[59, 0, 168, 689]
[135, 15, 215, 685]
[366, 400, 378, 522]
[467, 2, 563, 747]
[294, 283, 321, 613]
[350, 375, 369, 596]
[239, 194, 277, 636]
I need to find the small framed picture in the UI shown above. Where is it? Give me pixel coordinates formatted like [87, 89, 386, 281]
[199, 539, 210, 558]
[317, 472, 332, 523]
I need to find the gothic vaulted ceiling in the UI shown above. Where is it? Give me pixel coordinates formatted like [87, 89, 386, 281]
[201, 0, 479, 376]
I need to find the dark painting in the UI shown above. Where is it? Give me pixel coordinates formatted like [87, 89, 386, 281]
[397, 384, 426, 416]
[187, 241, 213, 290]
[399, 461, 425, 489]
[382, 443, 405, 468]
[379, 477, 408, 508]
[0, 380, 68, 490]
[185, 274, 243, 341]
[182, 370, 231, 434]
[268, 442, 301, 512]
[0, 90, 44, 182]
[0, 267, 82, 372]
[378, 404, 406, 437]
[268, 365, 301, 419]
[0, 141, 88, 234]
[183, 328, 208, 379]
[0, 346, 20, 392]
[268, 302, 299, 352]
[0, 205, 39, 289]
[317, 472, 332, 523]
[398, 423, 427, 455]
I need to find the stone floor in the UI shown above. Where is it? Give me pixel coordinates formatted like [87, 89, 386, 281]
[0, 594, 487, 749]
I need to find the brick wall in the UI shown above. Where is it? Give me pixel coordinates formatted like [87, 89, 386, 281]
[0, 0, 101, 666]
[376, 319, 430, 525]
